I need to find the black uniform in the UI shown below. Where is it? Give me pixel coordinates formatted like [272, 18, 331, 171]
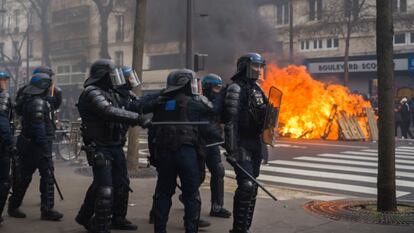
[0, 91, 14, 223]
[75, 59, 142, 233]
[8, 74, 64, 221]
[224, 54, 268, 233]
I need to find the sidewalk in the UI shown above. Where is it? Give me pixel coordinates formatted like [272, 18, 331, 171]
[0, 161, 412, 233]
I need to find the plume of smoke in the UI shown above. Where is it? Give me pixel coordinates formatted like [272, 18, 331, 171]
[146, 0, 279, 81]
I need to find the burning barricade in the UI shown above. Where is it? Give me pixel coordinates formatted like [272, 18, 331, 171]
[260, 64, 378, 141]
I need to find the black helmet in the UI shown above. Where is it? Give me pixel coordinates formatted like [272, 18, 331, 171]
[236, 53, 266, 81]
[23, 73, 52, 95]
[164, 69, 198, 95]
[33, 66, 55, 77]
[84, 59, 124, 87]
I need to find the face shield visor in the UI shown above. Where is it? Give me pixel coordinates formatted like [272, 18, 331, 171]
[248, 62, 266, 80]
[127, 70, 141, 88]
[110, 68, 126, 87]
[190, 78, 200, 95]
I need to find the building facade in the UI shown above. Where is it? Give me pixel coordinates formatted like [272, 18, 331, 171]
[258, 0, 414, 97]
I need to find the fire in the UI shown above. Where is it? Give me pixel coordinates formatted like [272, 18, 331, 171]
[260, 64, 372, 140]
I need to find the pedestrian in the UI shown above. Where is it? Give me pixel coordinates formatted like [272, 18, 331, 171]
[395, 102, 403, 138]
[0, 71, 16, 224]
[200, 73, 231, 218]
[400, 97, 413, 139]
[410, 96, 414, 127]
[223, 53, 268, 233]
[143, 69, 214, 233]
[8, 73, 63, 221]
[75, 59, 144, 233]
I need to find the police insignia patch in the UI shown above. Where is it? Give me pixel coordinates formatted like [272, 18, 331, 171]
[165, 100, 176, 111]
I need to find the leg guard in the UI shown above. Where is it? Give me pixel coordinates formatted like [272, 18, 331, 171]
[231, 180, 255, 233]
[183, 193, 201, 233]
[40, 171, 55, 212]
[111, 185, 137, 230]
[247, 184, 258, 229]
[8, 175, 31, 210]
[91, 186, 113, 233]
[210, 162, 225, 207]
[76, 184, 98, 231]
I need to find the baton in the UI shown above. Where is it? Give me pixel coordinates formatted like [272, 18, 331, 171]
[206, 141, 225, 148]
[224, 153, 278, 201]
[51, 171, 64, 201]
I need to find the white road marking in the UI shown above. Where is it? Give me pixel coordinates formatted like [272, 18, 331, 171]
[362, 149, 414, 155]
[318, 153, 414, 165]
[341, 151, 414, 159]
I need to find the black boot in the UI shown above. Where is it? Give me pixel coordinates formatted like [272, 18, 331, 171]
[198, 217, 210, 228]
[111, 185, 137, 230]
[75, 212, 92, 232]
[0, 182, 10, 221]
[90, 186, 112, 233]
[40, 172, 63, 221]
[8, 176, 31, 218]
[210, 204, 232, 218]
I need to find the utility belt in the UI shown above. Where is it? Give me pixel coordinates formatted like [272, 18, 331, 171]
[81, 143, 112, 167]
[81, 122, 122, 146]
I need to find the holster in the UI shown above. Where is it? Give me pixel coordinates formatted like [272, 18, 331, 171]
[82, 144, 97, 167]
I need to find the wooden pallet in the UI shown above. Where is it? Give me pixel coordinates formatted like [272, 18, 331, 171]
[365, 107, 379, 141]
[336, 111, 366, 141]
[322, 104, 338, 139]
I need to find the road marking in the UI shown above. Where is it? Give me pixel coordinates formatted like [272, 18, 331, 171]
[226, 170, 410, 197]
[362, 149, 414, 155]
[295, 156, 414, 171]
[318, 153, 414, 165]
[342, 151, 414, 160]
[260, 166, 414, 188]
[269, 160, 414, 178]
[277, 141, 369, 149]
[398, 146, 414, 150]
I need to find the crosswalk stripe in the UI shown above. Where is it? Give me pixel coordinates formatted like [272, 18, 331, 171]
[269, 160, 414, 178]
[398, 147, 414, 150]
[226, 170, 410, 197]
[318, 153, 414, 165]
[362, 149, 414, 155]
[260, 166, 414, 188]
[295, 156, 414, 171]
[341, 151, 414, 160]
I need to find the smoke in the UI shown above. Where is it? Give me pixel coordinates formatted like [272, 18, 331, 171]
[146, 0, 279, 81]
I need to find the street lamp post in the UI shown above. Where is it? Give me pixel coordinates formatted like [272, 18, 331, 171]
[186, 0, 193, 69]
[26, 9, 31, 81]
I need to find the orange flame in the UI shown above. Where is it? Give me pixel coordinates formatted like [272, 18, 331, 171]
[261, 64, 372, 140]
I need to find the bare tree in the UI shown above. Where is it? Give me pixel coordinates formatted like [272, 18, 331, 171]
[0, 0, 30, 95]
[92, 0, 114, 59]
[28, 0, 51, 66]
[322, 0, 374, 86]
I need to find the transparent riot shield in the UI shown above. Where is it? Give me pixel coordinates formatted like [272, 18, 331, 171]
[262, 86, 283, 147]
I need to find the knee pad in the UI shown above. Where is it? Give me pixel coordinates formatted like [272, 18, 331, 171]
[97, 186, 113, 200]
[237, 180, 254, 200]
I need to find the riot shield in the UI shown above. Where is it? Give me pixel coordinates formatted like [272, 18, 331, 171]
[262, 86, 283, 147]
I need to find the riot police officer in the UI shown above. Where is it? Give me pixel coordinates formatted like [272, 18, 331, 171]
[143, 69, 214, 233]
[8, 73, 64, 221]
[201, 74, 231, 218]
[108, 66, 143, 231]
[0, 71, 15, 223]
[75, 59, 144, 233]
[224, 53, 268, 233]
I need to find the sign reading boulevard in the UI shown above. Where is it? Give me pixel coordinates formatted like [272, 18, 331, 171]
[307, 58, 409, 74]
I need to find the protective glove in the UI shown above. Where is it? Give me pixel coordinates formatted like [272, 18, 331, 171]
[137, 115, 152, 129]
[224, 152, 238, 167]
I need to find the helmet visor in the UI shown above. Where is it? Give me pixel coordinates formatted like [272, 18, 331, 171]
[248, 62, 265, 80]
[191, 78, 200, 95]
[128, 70, 141, 88]
[110, 68, 126, 86]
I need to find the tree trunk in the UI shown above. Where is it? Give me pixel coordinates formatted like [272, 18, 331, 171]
[343, 20, 352, 87]
[289, 0, 294, 63]
[127, 0, 147, 175]
[376, 0, 397, 212]
[99, 11, 111, 59]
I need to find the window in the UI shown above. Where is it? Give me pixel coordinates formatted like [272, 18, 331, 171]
[276, 1, 289, 25]
[115, 15, 124, 42]
[14, 9, 20, 33]
[334, 38, 339, 48]
[318, 39, 323, 48]
[393, 0, 407, 13]
[410, 32, 414, 44]
[115, 51, 124, 66]
[0, 43, 3, 62]
[309, 0, 322, 21]
[394, 33, 406, 45]
[12, 41, 18, 60]
[300, 38, 339, 52]
[344, 0, 359, 19]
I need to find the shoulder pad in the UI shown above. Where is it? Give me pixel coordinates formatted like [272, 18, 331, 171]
[84, 85, 112, 108]
[0, 91, 10, 117]
[227, 83, 241, 93]
[197, 95, 213, 109]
